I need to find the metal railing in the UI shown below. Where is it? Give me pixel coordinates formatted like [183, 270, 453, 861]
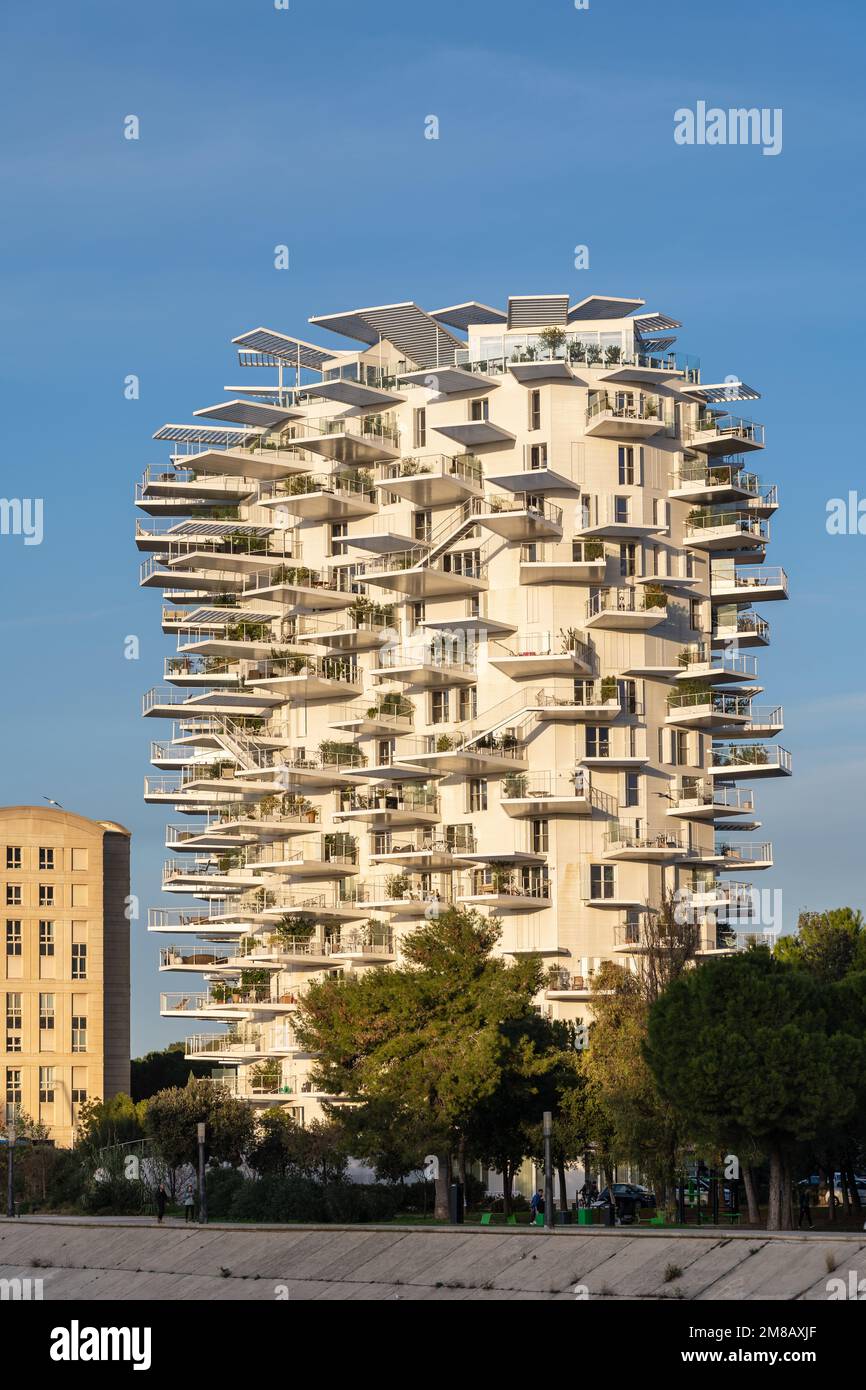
[710, 744, 792, 772]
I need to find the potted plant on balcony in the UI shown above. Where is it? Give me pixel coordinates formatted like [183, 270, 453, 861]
[249, 1061, 281, 1095]
[503, 772, 528, 799]
[319, 738, 366, 767]
[558, 626, 581, 654]
[385, 872, 411, 900]
[642, 585, 668, 610]
[537, 326, 566, 357]
[435, 733, 455, 752]
[600, 675, 618, 703]
[274, 912, 316, 945]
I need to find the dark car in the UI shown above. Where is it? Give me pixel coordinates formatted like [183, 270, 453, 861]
[592, 1183, 656, 1211]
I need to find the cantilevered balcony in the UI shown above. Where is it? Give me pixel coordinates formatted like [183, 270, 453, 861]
[476, 495, 563, 542]
[139, 556, 245, 595]
[368, 826, 477, 870]
[171, 440, 311, 482]
[241, 564, 355, 611]
[687, 411, 764, 455]
[579, 729, 648, 769]
[709, 743, 792, 779]
[665, 690, 753, 732]
[684, 510, 768, 552]
[143, 775, 242, 810]
[258, 472, 377, 522]
[603, 825, 694, 863]
[242, 836, 360, 879]
[135, 465, 256, 516]
[576, 498, 666, 540]
[334, 785, 440, 830]
[584, 391, 668, 439]
[584, 586, 669, 631]
[361, 547, 488, 599]
[158, 945, 235, 972]
[483, 455, 578, 494]
[432, 414, 516, 450]
[372, 641, 477, 688]
[711, 611, 770, 649]
[713, 840, 774, 872]
[711, 704, 785, 741]
[399, 730, 529, 777]
[284, 414, 401, 465]
[328, 696, 414, 738]
[488, 631, 594, 679]
[242, 654, 362, 702]
[710, 565, 789, 605]
[161, 857, 265, 894]
[457, 867, 551, 911]
[328, 926, 396, 963]
[174, 614, 279, 661]
[300, 366, 405, 410]
[519, 539, 608, 584]
[293, 604, 395, 654]
[375, 454, 483, 506]
[352, 875, 453, 915]
[674, 645, 758, 684]
[148, 903, 245, 936]
[665, 781, 756, 821]
[669, 460, 764, 506]
[500, 769, 600, 817]
[163, 656, 240, 688]
[142, 686, 282, 721]
[529, 679, 622, 722]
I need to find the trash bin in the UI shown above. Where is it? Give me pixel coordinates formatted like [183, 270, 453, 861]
[448, 1182, 464, 1224]
[555, 1210, 573, 1226]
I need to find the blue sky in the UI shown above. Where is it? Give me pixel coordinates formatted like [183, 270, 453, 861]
[1, 0, 864, 1053]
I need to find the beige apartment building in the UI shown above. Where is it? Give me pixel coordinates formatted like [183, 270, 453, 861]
[137, 292, 789, 1125]
[1, 806, 131, 1146]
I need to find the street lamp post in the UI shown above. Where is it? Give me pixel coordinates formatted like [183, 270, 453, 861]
[542, 1111, 554, 1229]
[197, 1122, 207, 1224]
[6, 1125, 16, 1219]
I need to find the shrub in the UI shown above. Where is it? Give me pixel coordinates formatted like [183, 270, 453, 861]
[205, 1166, 246, 1219]
[229, 1175, 325, 1224]
[323, 1182, 399, 1224]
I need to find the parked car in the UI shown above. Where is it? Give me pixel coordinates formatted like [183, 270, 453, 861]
[592, 1183, 656, 1211]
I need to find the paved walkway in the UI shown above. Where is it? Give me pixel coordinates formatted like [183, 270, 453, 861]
[2, 1217, 865, 1299]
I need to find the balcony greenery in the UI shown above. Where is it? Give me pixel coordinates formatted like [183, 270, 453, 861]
[319, 739, 366, 767]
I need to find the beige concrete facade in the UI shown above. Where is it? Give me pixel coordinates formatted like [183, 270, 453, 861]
[1, 806, 131, 1145]
[138, 293, 788, 1123]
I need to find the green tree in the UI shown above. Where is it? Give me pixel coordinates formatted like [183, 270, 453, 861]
[645, 948, 862, 1228]
[774, 907, 865, 982]
[144, 1078, 254, 1173]
[296, 907, 554, 1218]
[131, 1042, 209, 1101]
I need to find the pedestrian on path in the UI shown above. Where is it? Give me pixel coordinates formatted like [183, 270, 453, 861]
[156, 1183, 167, 1224]
[183, 1179, 196, 1223]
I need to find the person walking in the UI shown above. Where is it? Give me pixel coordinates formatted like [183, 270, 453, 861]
[529, 1189, 545, 1223]
[183, 1179, 196, 1224]
[798, 1186, 814, 1230]
[156, 1182, 167, 1224]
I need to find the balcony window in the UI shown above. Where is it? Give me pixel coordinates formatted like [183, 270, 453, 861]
[531, 818, 549, 854]
[614, 496, 629, 524]
[528, 443, 548, 470]
[39, 993, 55, 1032]
[413, 407, 427, 449]
[6, 1069, 22, 1110]
[470, 398, 489, 422]
[431, 690, 450, 724]
[618, 445, 637, 485]
[5, 993, 21, 1053]
[528, 389, 541, 431]
[72, 1016, 87, 1054]
[468, 779, 488, 813]
[5, 921, 21, 956]
[39, 921, 55, 957]
[624, 772, 640, 808]
[39, 1066, 55, 1104]
[619, 542, 636, 577]
[586, 727, 610, 758]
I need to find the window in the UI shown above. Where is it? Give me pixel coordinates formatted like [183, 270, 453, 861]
[614, 495, 629, 524]
[413, 407, 427, 448]
[467, 594, 480, 617]
[528, 389, 541, 431]
[689, 597, 702, 631]
[5, 885, 21, 907]
[624, 772, 640, 808]
[72, 1016, 87, 1054]
[468, 779, 488, 813]
[5, 994, 21, 1053]
[413, 510, 432, 543]
[470, 398, 489, 422]
[653, 497, 669, 528]
[39, 1067, 55, 1104]
[530, 819, 549, 855]
[590, 865, 615, 900]
[618, 445, 636, 485]
[376, 739, 393, 767]
[5, 848, 21, 871]
[5, 921, 21, 957]
[409, 600, 426, 631]
[38, 847, 55, 871]
[38, 885, 54, 908]
[6, 1068, 22, 1112]
[329, 521, 348, 557]
[39, 921, 55, 957]
[430, 690, 450, 724]
[672, 731, 689, 766]
[528, 443, 548, 470]
[443, 549, 480, 576]
[72, 925, 87, 980]
[619, 542, 636, 577]
[457, 686, 477, 722]
[39, 993, 55, 1032]
[619, 678, 638, 715]
[586, 726, 610, 758]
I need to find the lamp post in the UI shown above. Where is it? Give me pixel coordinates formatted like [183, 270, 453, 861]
[542, 1111, 554, 1229]
[6, 1125, 16, 1219]
[197, 1122, 207, 1224]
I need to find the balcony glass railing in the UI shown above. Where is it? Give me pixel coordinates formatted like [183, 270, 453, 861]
[586, 587, 668, 619]
[710, 744, 792, 773]
[258, 471, 375, 502]
[685, 511, 768, 539]
[453, 338, 700, 380]
[586, 391, 666, 426]
[673, 461, 761, 492]
[380, 453, 483, 485]
[690, 412, 764, 447]
[285, 414, 400, 447]
[711, 565, 788, 595]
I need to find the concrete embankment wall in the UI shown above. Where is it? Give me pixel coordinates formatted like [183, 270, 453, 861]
[1, 1218, 864, 1300]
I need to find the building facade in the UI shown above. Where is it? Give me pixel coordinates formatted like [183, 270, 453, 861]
[1, 806, 131, 1145]
[137, 292, 789, 1125]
